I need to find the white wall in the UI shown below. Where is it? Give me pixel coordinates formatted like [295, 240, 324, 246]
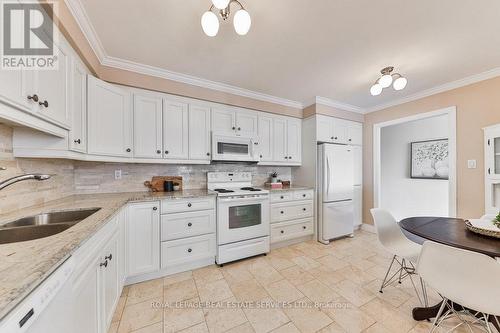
[380, 114, 449, 220]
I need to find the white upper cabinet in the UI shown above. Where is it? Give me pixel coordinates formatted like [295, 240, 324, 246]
[211, 107, 258, 136]
[133, 94, 163, 159]
[485, 125, 500, 180]
[87, 76, 133, 157]
[258, 115, 273, 161]
[287, 118, 302, 163]
[273, 117, 288, 163]
[33, 37, 70, 128]
[212, 107, 236, 133]
[347, 122, 363, 145]
[163, 100, 189, 159]
[189, 104, 211, 160]
[236, 110, 258, 136]
[69, 58, 88, 153]
[0, 68, 32, 112]
[316, 114, 362, 146]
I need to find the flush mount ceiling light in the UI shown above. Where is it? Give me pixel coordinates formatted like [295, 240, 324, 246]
[370, 66, 408, 96]
[201, 0, 251, 37]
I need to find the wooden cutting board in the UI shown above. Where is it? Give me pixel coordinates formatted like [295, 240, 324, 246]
[144, 176, 183, 192]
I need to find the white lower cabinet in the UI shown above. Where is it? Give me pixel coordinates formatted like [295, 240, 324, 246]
[270, 189, 314, 245]
[126, 202, 160, 277]
[161, 234, 216, 269]
[72, 255, 100, 333]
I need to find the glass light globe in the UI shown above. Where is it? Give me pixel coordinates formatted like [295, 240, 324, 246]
[370, 83, 382, 96]
[233, 9, 251, 35]
[201, 11, 219, 37]
[212, 0, 230, 10]
[378, 74, 393, 88]
[393, 76, 408, 90]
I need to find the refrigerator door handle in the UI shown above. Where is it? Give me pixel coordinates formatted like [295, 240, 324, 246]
[326, 154, 331, 195]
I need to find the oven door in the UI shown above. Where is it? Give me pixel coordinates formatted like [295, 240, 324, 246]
[211, 133, 260, 162]
[217, 195, 270, 245]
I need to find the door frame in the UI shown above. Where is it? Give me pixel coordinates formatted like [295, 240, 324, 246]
[372, 106, 457, 217]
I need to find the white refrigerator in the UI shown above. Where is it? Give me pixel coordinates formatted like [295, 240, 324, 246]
[317, 144, 354, 244]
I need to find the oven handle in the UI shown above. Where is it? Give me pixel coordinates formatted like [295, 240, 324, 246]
[218, 195, 269, 203]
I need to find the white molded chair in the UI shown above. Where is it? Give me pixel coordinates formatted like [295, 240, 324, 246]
[418, 241, 500, 333]
[370, 208, 427, 306]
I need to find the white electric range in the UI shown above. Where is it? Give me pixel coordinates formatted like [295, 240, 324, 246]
[207, 172, 270, 265]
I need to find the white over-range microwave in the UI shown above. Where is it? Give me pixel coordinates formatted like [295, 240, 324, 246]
[211, 132, 260, 162]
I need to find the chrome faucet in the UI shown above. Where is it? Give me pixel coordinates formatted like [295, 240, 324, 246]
[0, 174, 52, 191]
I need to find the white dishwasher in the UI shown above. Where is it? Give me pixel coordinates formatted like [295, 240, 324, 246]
[0, 257, 74, 333]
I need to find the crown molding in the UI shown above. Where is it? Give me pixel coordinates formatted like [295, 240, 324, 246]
[64, 0, 106, 62]
[366, 67, 500, 113]
[312, 96, 366, 114]
[101, 56, 305, 109]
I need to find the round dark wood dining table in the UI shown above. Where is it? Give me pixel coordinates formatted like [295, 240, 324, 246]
[399, 217, 500, 326]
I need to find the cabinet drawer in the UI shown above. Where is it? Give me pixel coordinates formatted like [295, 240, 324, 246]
[271, 200, 313, 223]
[293, 190, 314, 201]
[161, 197, 215, 214]
[270, 192, 294, 203]
[271, 218, 314, 243]
[161, 210, 215, 241]
[161, 234, 216, 269]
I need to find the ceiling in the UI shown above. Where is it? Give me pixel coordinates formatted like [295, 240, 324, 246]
[75, 0, 500, 111]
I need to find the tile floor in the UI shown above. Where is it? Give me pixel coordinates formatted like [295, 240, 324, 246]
[108, 231, 479, 333]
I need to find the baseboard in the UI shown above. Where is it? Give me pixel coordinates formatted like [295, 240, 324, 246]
[360, 223, 376, 233]
[270, 235, 314, 250]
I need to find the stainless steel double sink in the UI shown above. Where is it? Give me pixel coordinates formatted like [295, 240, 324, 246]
[0, 208, 101, 244]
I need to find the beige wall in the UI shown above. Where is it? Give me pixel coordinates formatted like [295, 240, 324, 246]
[303, 104, 364, 123]
[363, 76, 500, 224]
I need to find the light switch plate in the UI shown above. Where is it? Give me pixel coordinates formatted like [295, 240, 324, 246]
[114, 170, 122, 180]
[467, 160, 477, 169]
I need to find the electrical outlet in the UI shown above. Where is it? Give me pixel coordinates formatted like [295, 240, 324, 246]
[467, 160, 477, 169]
[114, 170, 122, 180]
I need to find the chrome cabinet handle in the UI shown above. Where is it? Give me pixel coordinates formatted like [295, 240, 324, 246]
[105, 254, 112, 261]
[39, 100, 49, 108]
[27, 94, 39, 102]
[74, 139, 81, 144]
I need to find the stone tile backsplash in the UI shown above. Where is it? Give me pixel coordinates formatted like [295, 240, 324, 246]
[0, 124, 292, 214]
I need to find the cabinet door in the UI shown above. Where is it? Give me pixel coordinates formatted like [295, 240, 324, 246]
[487, 135, 500, 179]
[163, 100, 189, 159]
[332, 118, 348, 143]
[273, 117, 287, 163]
[127, 202, 160, 276]
[287, 118, 301, 163]
[316, 115, 335, 143]
[133, 94, 163, 158]
[347, 122, 363, 146]
[352, 145, 363, 185]
[87, 76, 133, 157]
[212, 108, 235, 133]
[72, 258, 100, 333]
[69, 59, 87, 153]
[236, 110, 258, 136]
[102, 233, 120, 331]
[34, 36, 70, 128]
[189, 104, 211, 160]
[258, 115, 273, 161]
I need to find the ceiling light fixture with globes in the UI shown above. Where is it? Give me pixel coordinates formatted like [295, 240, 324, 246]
[201, 0, 251, 37]
[370, 66, 408, 96]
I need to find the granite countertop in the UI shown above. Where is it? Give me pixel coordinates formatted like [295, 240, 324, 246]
[264, 185, 314, 192]
[0, 189, 215, 320]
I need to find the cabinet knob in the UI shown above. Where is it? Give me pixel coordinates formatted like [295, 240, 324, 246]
[27, 94, 39, 102]
[187, 248, 192, 253]
[334, 137, 338, 140]
[237, 127, 241, 131]
[126, 148, 131, 152]
[100, 260, 108, 268]
[302, 194, 306, 197]
[330, 136, 334, 140]
[280, 230, 284, 234]
[260, 155, 263, 158]
[74, 139, 81, 144]
[165, 150, 169, 154]
[105, 254, 113, 261]
[488, 168, 491, 174]
[206, 152, 210, 156]
[280, 196, 284, 199]
[280, 211, 284, 214]
[232, 126, 236, 130]
[284, 156, 288, 159]
[188, 222, 192, 227]
[187, 203, 192, 207]
[289, 156, 292, 159]
[153, 207, 158, 211]
[302, 208, 306, 211]
[303, 226, 307, 230]
[39, 100, 49, 108]
[156, 150, 161, 154]
[348, 138, 352, 142]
